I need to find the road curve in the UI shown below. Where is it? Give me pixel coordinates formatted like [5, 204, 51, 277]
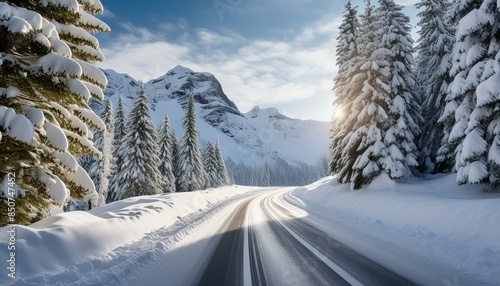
[193, 190, 417, 286]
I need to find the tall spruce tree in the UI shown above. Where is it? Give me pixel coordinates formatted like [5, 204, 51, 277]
[88, 98, 114, 207]
[214, 140, 230, 186]
[415, 0, 456, 173]
[177, 95, 205, 192]
[333, 0, 421, 189]
[203, 141, 219, 188]
[158, 114, 176, 193]
[171, 129, 181, 191]
[333, 0, 377, 184]
[0, 1, 109, 225]
[107, 96, 125, 202]
[202, 140, 229, 188]
[334, 0, 382, 186]
[375, 0, 421, 176]
[114, 85, 162, 199]
[330, 1, 360, 174]
[445, 0, 500, 190]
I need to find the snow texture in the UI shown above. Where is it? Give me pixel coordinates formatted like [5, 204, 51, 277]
[30, 52, 82, 77]
[37, 168, 69, 203]
[0, 186, 253, 283]
[287, 175, 500, 285]
[1, 177, 498, 285]
[44, 120, 68, 151]
[66, 165, 96, 194]
[0, 106, 34, 143]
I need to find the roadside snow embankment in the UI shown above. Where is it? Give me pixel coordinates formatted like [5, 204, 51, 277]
[286, 174, 500, 285]
[0, 186, 252, 283]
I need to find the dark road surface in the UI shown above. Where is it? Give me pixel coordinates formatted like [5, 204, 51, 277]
[196, 198, 250, 286]
[193, 193, 417, 286]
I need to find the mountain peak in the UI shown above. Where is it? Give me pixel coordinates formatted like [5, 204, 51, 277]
[101, 66, 329, 166]
[166, 65, 195, 76]
[245, 106, 289, 120]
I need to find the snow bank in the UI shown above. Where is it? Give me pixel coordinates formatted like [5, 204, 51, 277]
[286, 174, 500, 285]
[0, 186, 251, 283]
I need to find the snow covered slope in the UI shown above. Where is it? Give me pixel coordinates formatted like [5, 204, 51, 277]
[99, 66, 329, 166]
[286, 174, 500, 285]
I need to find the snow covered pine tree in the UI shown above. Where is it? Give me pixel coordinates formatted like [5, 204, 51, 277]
[333, 0, 376, 185]
[88, 98, 114, 207]
[332, 0, 421, 189]
[415, 0, 455, 173]
[0, 0, 109, 225]
[203, 141, 219, 188]
[114, 84, 162, 200]
[330, 0, 359, 175]
[158, 114, 176, 193]
[445, 0, 500, 190]
[170, 128, 181, 191]
[107, 96, 125, 202]
[214, 140, 229, 186]
[202, 140, 228, 188]
[177, 95, 205, 192]
[374, 0, 422, 178]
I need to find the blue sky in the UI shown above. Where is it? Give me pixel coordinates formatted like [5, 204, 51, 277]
[96, 0, 419, 121]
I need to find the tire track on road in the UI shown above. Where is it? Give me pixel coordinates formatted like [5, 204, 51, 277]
[195, 197, 253, 286]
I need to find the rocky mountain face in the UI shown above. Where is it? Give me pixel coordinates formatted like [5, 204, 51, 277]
[99, 65, 330, 166]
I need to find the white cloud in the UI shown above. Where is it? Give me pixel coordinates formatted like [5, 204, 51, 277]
[100, 42, 190, 82]
[100, 7, 116, 18]
[97, 14, 342, 121]
[195, 28, 235, 45]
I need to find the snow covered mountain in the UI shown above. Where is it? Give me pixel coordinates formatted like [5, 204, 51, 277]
[99, 65, 329, 166]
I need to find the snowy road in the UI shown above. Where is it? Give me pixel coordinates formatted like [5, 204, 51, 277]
[2, 181, 495, 285]
[131, 188, 421, 286]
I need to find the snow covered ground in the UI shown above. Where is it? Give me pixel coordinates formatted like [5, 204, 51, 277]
[1, 174, 499, 285]
[0, 186, 261, 285]
[286, 174, 500, 285]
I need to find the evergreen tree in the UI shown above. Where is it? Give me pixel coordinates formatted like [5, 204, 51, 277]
[177, 95, 205, 192]
[171, 129, 181, 191]
[107, 96, 126, 202]
[201, 139, 230, 188]
[0, 1, 109, 225]
[114, 85, 162, 199]
[158, 114, 176, 193]
[214, 140, 230, 185]
[203, 141, 219, 188]
[261, 161, 271, 187]
[445, 0, 500, 190]
[447, 0, 482, 24]
[333, 0, 421, 189]
[332, 0, 377, 184]
[334, 0, 381, 186]
[375, 0, 421, 177]
[88, 98, 114, 207]
[415, 0, 456, 173]
[330, 1, 360, 174]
